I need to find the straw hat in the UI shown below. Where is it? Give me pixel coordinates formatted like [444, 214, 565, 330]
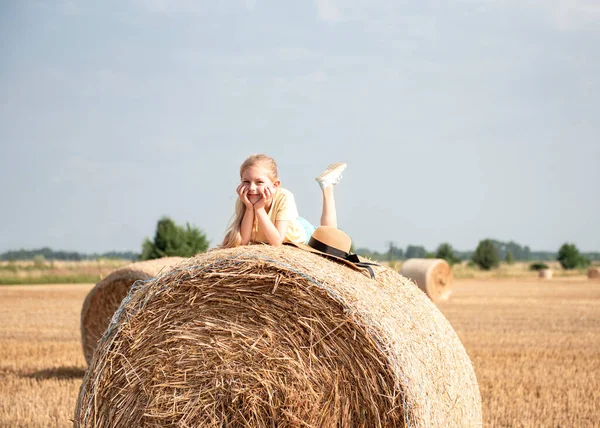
[286, 226, 378, 278]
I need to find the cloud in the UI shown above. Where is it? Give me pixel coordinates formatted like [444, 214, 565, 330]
[309, 71, 328, 82]
[316, 0, 343, 22]
[544, 0, 600, 31]
[134, 0, 255, 15]
[464, 0, 600, 31]
[50, 155, 101, 184]
[135, 0, 170, 13]
[61, 0, 83, 15]
[277, 47, 321, 61]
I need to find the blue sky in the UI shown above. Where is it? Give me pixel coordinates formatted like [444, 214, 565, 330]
[1, 0, 599, 254]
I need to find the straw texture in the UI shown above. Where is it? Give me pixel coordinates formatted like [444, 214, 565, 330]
[400, 258, 453, 302]
[75, 245, 481, 428]
[588, 267, 600, 280]
[80, 257, 185, 365]
[538, 268, 553, 280]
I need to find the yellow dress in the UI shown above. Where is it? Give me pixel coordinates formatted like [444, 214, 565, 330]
[251, 187, 307, 244]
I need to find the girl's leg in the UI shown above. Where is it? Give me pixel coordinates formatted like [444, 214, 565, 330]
[315, 162, 346, 228]
[320, 185, 337, 228]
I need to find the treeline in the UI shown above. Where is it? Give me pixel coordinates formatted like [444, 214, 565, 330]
[2, 239, 599, 263]
[356, 239, 600, 262]
[0, 247, 140, 261]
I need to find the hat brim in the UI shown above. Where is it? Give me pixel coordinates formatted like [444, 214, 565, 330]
[285, 242, 374, 277]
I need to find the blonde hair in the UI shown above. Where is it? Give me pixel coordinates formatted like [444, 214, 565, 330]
[222, 154, 279, 248]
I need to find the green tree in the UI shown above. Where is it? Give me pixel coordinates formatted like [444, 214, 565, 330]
[141, 216, 209, 260]
[405, 245, 427, 259]
[557, 243, 589, 269]
[505, 251, 515, 265]
[435, 242, 461, 266]
[529, 262, 549, 271]
[384, 241, 404, 262]
[472, 239, 499, 270]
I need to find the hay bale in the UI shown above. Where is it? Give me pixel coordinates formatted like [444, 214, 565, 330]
[399, 258, 453, 301]
[588, 267, 600, 279]
[80, 257, 185, 365]
[538, 268, 553, 280]
[75, 246, 481, 427]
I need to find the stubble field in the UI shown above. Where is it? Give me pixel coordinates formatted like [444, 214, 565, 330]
[0, 277, 598, 427]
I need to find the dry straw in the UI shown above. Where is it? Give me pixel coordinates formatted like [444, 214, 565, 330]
[75, 245, 481, 427]
[588, 267, 600, 279]
[400, 258, 453, 302]
[80, 257, 184, 365]
[538, 268, 553, 280]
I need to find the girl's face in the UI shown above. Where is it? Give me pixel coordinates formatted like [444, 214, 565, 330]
[241, 165, 280, 205]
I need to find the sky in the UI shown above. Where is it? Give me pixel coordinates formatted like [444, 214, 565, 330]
[1, 0, 599, 255]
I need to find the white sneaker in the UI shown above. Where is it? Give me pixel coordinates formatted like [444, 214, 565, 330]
[316, 162, 347, 190]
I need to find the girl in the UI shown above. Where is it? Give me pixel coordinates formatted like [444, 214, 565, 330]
[222, 154, 346, 248]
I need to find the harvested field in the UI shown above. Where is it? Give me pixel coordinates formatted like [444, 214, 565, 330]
[0, 284, 91, 428]
[437, 277, 600, 427]
[0, 260, 129, 285]
[1, 277, 599, 427]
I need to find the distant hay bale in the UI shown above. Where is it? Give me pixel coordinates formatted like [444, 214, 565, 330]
[75, 245, 481, 427]
[538, 268, 553, 280]
[400, 258, 453, 302]
[588, 267, 600, 279]
[80, 257, 185, 365]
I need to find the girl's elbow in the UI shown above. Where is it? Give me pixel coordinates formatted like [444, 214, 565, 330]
[269, 237, 285, 246]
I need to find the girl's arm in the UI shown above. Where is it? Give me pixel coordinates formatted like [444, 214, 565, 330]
[239, 207, 254, 245]
[253, 186, 289, 246]
[255, 208, 288, 245]
[237, 184, 255, 245]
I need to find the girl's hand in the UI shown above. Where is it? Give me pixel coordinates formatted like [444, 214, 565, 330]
[237, 184, 253, 208]
[253, 186, 273, 210]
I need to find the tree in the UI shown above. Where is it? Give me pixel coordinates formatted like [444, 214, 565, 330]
[385, 241, 404, 262]
[405, 245, 427, 259]
[529, 262, 549, 271]
[386, 241, 395, 264]
[505, 251, 515, 265]
[557, 243, 589, 269]
[141, 216, 209, 260]
[472, 239, 499, 270]
[435, 243, 461, 266]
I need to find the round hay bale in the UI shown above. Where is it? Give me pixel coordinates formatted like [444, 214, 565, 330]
[80, 257, 185, 365]
[399, 258, 452, 301]
[588, 267, 600, 280]
[538, 268, 553, 280]
[75, 245, 481, 428]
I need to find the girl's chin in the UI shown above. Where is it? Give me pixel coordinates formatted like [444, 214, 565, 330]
[248, 196, 261, 203]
